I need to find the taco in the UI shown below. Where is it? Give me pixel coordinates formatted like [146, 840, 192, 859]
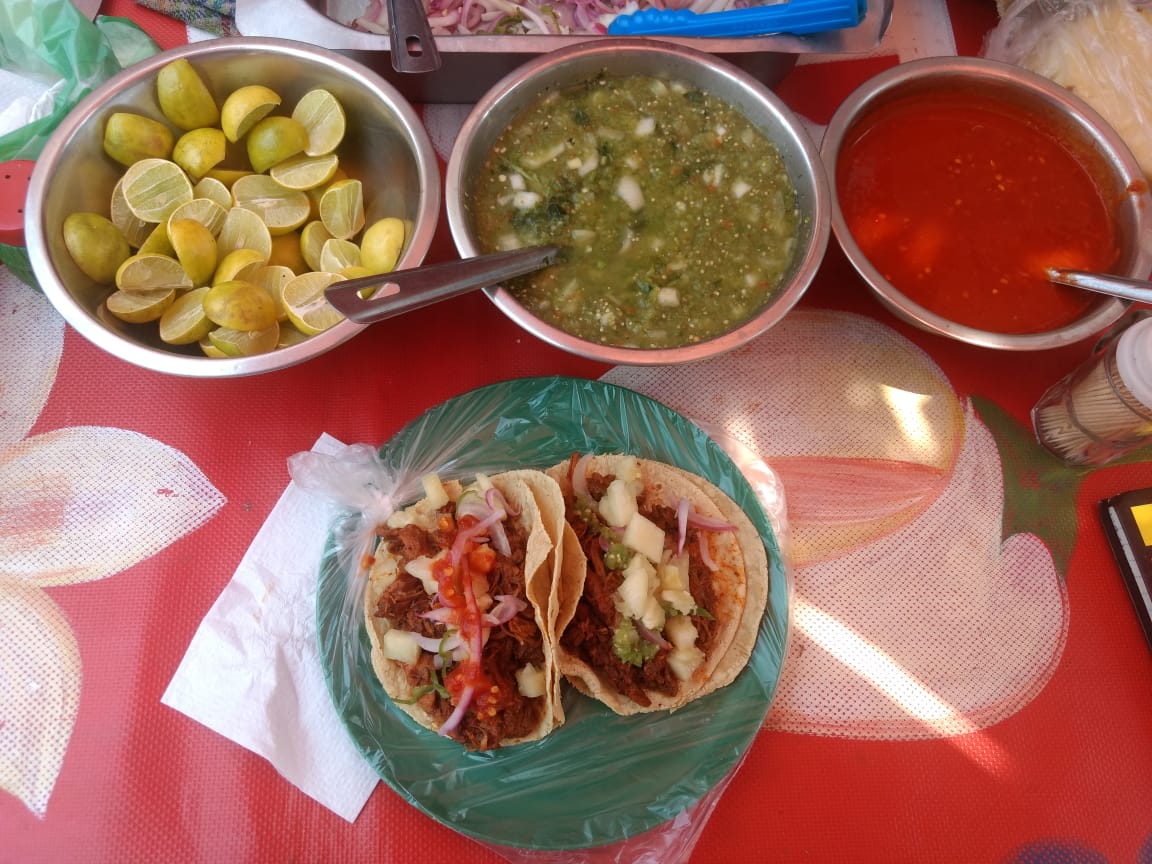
[363, 470, 566, 750]
[547, 453, 769, 715]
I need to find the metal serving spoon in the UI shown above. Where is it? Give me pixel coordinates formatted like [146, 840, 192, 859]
[1047, 268, 1152, 305]
[324, 245, 560, 324]
[387, 0, 442, 73]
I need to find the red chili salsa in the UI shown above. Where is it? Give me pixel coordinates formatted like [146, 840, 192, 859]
[836, 91, 1120, 334]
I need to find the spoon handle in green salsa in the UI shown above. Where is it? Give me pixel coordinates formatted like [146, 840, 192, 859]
[324, 245, 561, 324]
[1048, 268, 1152, 305]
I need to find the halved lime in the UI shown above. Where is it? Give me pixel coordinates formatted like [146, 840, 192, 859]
[282, 270, 346, 335]
[360, 216, 407, 274]
[246, 116, 310, 174]
[103, 112, 175, 167]
[203, 279, 278, 331]
[168, 197, 228, 236]
[319, 237, 361, 274]
[292, 88, 346, 157]
[220, 84, 281, 143]
[269, 152, 340, 191]
[318, 178, 364, 240]
[156, 58, 220, 131]
[110, 179, 156, 248]
[173, 127, 226, 181]
[193, 176, 233, 210]
[300, 220, 334, 272]
[158, 286, 213, 344]
[115, 253, 193, 292]
[62, 213, 130, 284]
[120, 158, 194, 223]
[231, 174, 310, 236]
[213, 248, 268, 285]
[168, 218, 218, 286]
[216, 207, 272, 260]
[105, 287, 176, 323]
[207, 323, 280, 356]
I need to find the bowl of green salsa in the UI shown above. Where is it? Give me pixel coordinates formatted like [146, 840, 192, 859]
[446, 38, 830, 365]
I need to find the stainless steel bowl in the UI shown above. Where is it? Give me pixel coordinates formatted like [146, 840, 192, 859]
[25, 37, 440, 377]
[822, 56, 1152, 351]
[445, 38, 831, 366]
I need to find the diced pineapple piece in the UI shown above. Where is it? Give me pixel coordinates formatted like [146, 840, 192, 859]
[515, 662, 546, 698]
[665, 614, 698, 650]
[658, 553, 688, 591]
[641, 594, 665, 631]
[616, 554, 654, 619]
[381, 629, 421, 664]
[660, 588, 696, 616]
[404, 551, 445, 594]
[598, 477, 637, 527]
[668, 645, 705, 681]
[622, 511, 665, 563]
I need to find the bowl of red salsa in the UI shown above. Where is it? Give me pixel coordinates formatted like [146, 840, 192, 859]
[822, 56, 1152, 350]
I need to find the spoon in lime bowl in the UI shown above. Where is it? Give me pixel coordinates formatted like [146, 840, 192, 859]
[324, 245, 560, 324]
[1047, 268, 1152, 305]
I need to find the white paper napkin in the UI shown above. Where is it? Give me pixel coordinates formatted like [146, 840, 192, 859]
[162, 433, 379, 822]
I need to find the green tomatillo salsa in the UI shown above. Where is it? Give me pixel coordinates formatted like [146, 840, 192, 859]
[471, 73, 801, 349]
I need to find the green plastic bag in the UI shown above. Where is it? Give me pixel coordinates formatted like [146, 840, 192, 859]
[0, 0, 160, 288]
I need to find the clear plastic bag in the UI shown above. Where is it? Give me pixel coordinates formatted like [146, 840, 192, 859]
[0, 0, 159, 286]
[982, 0, 1152, 179]
[289, 375, 792, 862]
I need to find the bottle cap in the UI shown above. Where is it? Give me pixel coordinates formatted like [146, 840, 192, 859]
[1115, 316, 1152, 411]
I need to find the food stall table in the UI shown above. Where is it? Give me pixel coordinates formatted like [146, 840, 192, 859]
[4, 1, 1152, 862]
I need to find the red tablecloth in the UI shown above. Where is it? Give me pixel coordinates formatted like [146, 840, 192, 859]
[5, 2, 1152, 862]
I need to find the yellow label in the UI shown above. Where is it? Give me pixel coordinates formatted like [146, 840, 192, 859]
[1131, 502, 1152, 546]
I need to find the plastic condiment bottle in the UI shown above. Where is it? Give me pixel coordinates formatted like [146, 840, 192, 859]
[1032, 315, 1152, 466]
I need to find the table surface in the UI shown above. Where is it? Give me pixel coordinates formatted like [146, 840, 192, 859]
[5, 1, 1152, 862]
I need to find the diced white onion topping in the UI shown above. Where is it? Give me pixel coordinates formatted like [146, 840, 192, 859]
[509, 173, 526, 191]
[732, 179, 751, 199]
[656, 287, 679, 307]
[635, 116, 656, 137]
[616, 175, 644, 211]
[512, 191, 542, 210]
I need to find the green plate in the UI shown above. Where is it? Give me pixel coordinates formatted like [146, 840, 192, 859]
[316, 375, 789, 850]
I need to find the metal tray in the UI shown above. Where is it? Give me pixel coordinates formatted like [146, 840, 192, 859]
[235, 0, 893, 102]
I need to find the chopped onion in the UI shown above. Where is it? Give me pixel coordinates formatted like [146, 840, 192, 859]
[616, 175, 644, 211]
[486, 486, 519, 516]
[411, 632, 463, 654]
[687, 510, 737, 532]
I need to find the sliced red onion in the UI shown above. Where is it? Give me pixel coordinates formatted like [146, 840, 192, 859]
[686, 510, 737, 532]
[419, 606, 457, 624]
[484, 594, 527, 626]
[449, 509, 504, 567]
[636, 619, 671, 651]
[411, 632, 464, 654]
[676, 497, 690, 556]
[697, 531, 718, 572]
[486, 486, 519, 517]
[439, 683, 474, 737]
[572, 454, 592, 500]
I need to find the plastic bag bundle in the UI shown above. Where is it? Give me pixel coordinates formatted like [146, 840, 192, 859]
[0, 0, 158, 286]
[983, 0, 1152, 179]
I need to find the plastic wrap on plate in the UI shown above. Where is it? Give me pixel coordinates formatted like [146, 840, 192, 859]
[983, 0, 1152, 179]
[288, 375, 791, 861]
